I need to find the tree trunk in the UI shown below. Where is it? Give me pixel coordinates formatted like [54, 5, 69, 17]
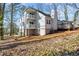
[20, 18, 23, 36]
[64, 4, 68, 21]
[23, 22, 25, 36]
[64, 4, 70, 30]
[53, 4, 58, 20]
[10, 3, 14, 36]
[53, 4, 58, 30]
[73, 10, 79, 30]
[0, 3, 5, 40]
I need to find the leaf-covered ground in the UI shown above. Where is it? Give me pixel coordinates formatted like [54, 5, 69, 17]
[0, 32, 79, 56]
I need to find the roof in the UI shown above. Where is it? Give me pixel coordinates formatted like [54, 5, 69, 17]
[25, 8, 51, 17]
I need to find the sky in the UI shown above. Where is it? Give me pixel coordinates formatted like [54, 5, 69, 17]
[23, 3, 77, 21]
[4, 3, 79, 28]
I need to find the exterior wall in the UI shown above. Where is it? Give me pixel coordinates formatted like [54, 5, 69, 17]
[45, 16, 53, 34]
[37, 12, 46, 29]
[63, 23, 70, 29]
[19, 8, 76, 36]
[74, 20, 79, 28]
[45, 16, 52, 29]
[46, 29, 51, 34]
[73, 16, 79, 28]
[26, 29, 38, 36]
[51, 10, 58, 30]
[58, 20, 63, 29]
[52, 18, 58, 30]
[40, 28, 46, 35]
[37, 12, 46, 35]
[19, 10, 46, 36]
[19, 8, 58, 36]
[25, 12, 37, 29]
[58, 21, 73, 30]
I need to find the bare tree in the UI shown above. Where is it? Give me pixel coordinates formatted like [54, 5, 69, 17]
[64, 4, 68, 21]
[53, 4, 58, 20]
[53, 4, 58, 30]
[10, 3, 14, 36]
[0, 3, 5, 40]
[10, 3, 21, 36]
[36, 3, 44, 11]
[19, 5, 26, 36]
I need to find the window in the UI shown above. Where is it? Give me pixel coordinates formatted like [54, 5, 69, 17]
[47, 20, 51, 24]
[49, 20, 51, 24]
[29, 13, 34, 15]
[30, 22, 34, 24]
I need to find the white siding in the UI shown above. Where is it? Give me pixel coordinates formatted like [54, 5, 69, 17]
[40, 29, 46, 35]
[37, 12, 46, 35]
[45, 16, 52, 29]
[51, 10, 58, 30]
[74, 20, 79, 28]
[37, 12, 46, 28]
[19, 8, 59, 36]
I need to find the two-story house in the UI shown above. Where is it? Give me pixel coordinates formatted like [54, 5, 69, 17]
[19, 8, 58, 36]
